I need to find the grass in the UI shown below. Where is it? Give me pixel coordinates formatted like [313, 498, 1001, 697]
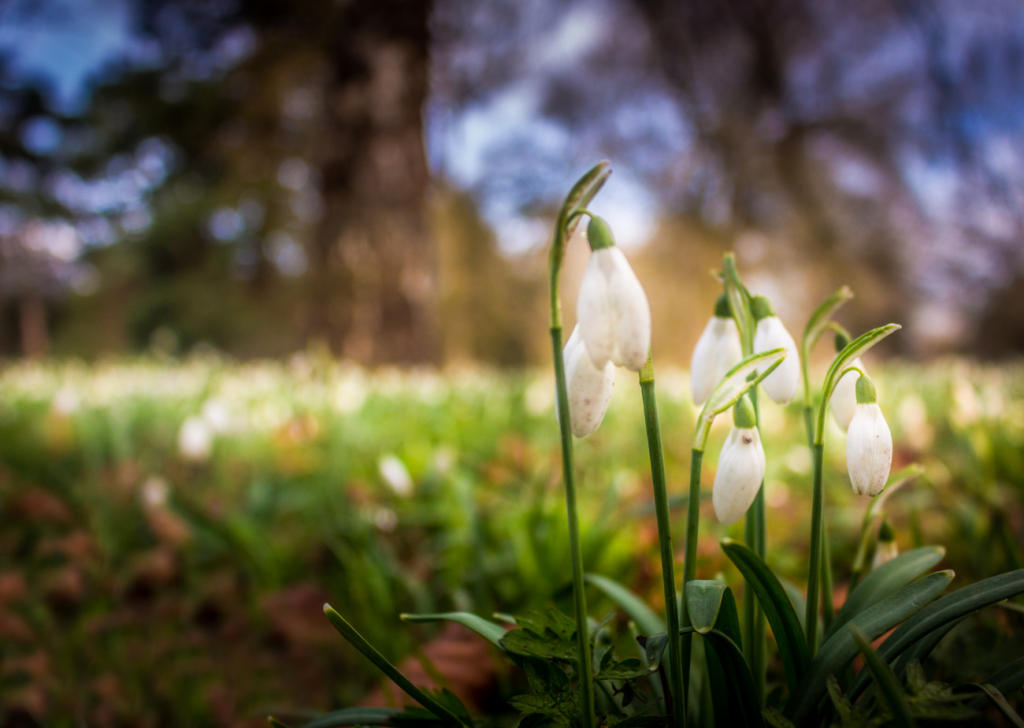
[0, 355, 1021, 725]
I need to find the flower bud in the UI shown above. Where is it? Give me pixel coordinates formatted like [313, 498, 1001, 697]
[752, 296, 800, 405]
[557, 325, 615, 438]
[690, 295, 743, 405]
[872, 517, 899, 568]
[846, 375, 892, 496]
[830, 351, 865, 433]
[576, 217, 651, 372]
[712, 400, 765, 525]
[178, 416, 213, 463]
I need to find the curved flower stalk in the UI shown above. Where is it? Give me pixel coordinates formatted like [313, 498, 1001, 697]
[713, 395, 766, 526]
[558, 325, 615, 438]
[576, 216, 651, 372]
[805, 323, 901, 654]
[752, 296, 801, 406]
[846, 375, 893, 497]
[690, 295, 742, 406]
[829, 331, 864, 433]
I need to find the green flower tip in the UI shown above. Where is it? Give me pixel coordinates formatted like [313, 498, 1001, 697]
[834, 330, 850, 352]
[714, 293, 731, 318]
[751, 295, 776, 321]
[732, 394, 757, 429]
[586, 215, 616, 251]
[855, 375, 877, 404]
[878, 517, 895, 542]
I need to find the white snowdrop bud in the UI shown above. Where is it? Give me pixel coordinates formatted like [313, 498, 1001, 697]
[690, 295, 743, 406]
[829, 331, 860, 432]
[872, 518, 899, 568]
[576, 216, 651, 372]
[752, 296, 800, 405]
[178, 416, 213, 463]
[557, 325, 615, 438]
[846, 376, 893, 497]
[712, 397, 766, 526]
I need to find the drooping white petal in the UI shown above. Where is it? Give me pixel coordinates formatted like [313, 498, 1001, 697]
[830, 358, 864, 432]
[753, 316, 800, 405]
[712, 427, 766, 525]
[691, 316, 743, 405]
[577, 247, 651, 372]
[556, 326, 615, 438]
[846, 403, 893, 496]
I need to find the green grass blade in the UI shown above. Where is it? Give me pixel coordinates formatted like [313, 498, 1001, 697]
[269, 719, 293, 728]
[779, 578, 808, 635]
[847, 569, 1024, 703]
[323, 605, 467, 726]
[586, 573, 666, 635]
[722, 539, 809, 694]
[965, 684, 1024, 728]
[827, 547, 945, 640]
[968, 656, 1024, 710]
[298, 709, 404, 728]
[849, 625, 916, 728]
[786, 570, 953, 725]
[703, 630, 765, 728]
[801, 286, 853, 362]
[400, 612, 506, 650]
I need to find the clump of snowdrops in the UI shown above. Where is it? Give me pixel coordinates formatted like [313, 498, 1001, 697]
[272, 163, 1024, 728]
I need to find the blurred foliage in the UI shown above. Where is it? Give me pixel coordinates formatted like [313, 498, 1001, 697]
[0, 356, 1020, 724]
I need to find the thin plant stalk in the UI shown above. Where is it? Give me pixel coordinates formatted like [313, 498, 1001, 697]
[679, 449, 703, 700]
[806, 441, 825, 653]
[639, 355, 686, 728]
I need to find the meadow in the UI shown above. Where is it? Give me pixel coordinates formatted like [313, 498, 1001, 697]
[0, 355, 1021, 726]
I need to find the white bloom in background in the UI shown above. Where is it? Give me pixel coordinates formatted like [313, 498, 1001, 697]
[202, 398, 232, 433]
[51, 386, 81, 416]
[830, 358, 864, 432]
[558, 325, 615, 438]
[178, 416, 213, 462]
[576, 217, 651, 372]
[690, 295, 742, 405]
[140, 475, 170, 509]
[752, 296, 800, 405]
[846, 376, 893, 497]
[379, 454, 413, 497]
[712, 397, 766, 525]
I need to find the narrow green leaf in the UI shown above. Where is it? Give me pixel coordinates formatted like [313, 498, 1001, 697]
[703, 629, 765, 728]
[964, 684, 1024, 728]
[295, 708, 403, 728]
[779, 578, 808, 635]
[786, 570, 954, 725]
[685, 581, 728, 635]
[400, 613, 506, 650]
[890, 616, 966, 682]
[563, 161, 612, 239]
[847, 569, 1024, 703]
[323, 605, 468, 726]
[722, 254, 754, 350]
[849, 624, 916, 728]
[269, 719, 293, 728]
[585, 573, 665, 636]
[721, 539, 809, 694]
[694, 349, 787, 450]
[968, 656, 1024, 711]
[815, 324, 901, 442]
[801, 286, 854, 362]
[828, 547, 945, 640]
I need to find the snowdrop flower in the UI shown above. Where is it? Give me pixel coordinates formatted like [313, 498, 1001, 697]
[830, 332, 864, 433]
[846, 375, 893, 497]
[558, 325, 615, 438]
[872, 518, 899, 568]
[690, 295, 742, 405]
[713, 396, 766, 525]
[178, 416, 213, 462]
[576, 216, 651, 372]
[752, 296, 800, 405]
[379, 454, 414, 497]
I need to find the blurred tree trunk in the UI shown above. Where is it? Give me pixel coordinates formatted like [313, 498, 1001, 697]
[311, 0, 437, 365]
[18, 294, 48, 358]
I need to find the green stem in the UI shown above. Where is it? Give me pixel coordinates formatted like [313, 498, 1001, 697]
[551, 327, 595, 728]
[680, 449, 703, 702]
[806, 442, 825, 654]
[746, 387, 766, 704]
[822, 523, 835, 631]
[640, 361, 686, 728]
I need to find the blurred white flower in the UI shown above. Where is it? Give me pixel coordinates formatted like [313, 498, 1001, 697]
[576, 217, 651, 372]
[558, 325, 615, 438]
[178, 416, 214, 462]
[51, 386, 81, 415]
[379, 454, 413, 497]
[140, 475, 169, 509]
[690, 297, 742, 405]
[753, 309, 800, 405]
[202, 398, 231, 433]
[830, 358, 865, 432]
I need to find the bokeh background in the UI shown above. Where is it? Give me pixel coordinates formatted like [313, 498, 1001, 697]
[0, 0, 1023, 726]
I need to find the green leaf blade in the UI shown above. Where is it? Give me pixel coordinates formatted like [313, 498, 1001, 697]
[849, 624, 916, 728]
[400, 612, 506, 650]
[586, 573, 665, 636]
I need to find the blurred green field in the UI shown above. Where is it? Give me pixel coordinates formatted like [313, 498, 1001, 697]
[0, 356, 1022, 726]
